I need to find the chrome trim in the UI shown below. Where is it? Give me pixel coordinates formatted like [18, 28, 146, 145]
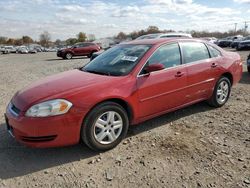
[137, 41, 220, 78]
[137, 42, 180, 77]
[8, 103, 19, 117]
[8, 129, 15, 138]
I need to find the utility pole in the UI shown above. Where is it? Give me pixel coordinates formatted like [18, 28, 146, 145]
[234, 23, 237, 34]
[244, 21, 247, 36]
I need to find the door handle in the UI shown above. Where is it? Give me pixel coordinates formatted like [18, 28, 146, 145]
[175, 71, 184, 77]
[211, 63, 217, 68]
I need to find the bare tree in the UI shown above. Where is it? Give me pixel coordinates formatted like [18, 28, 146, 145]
[40, 31, 51, 47]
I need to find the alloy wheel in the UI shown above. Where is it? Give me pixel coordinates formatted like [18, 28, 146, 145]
[94, 111, 123, 145]
[216, 80, 229, 104]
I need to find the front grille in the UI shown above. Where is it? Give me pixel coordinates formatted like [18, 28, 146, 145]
[21, 135, 57, 142]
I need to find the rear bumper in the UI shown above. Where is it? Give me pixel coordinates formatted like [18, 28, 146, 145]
[5, 106, 85, 148]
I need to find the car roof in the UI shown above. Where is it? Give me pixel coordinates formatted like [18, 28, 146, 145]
[122, 38, 205, 46]
[136, 32, 192, 39]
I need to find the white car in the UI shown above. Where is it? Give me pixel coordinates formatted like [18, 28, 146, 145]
[4, 46, 16, 53]
[17, 47, 29, 54]
[135, 32, 192, 40]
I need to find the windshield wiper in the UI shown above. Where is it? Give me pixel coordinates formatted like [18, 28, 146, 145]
[83, 69, 111, 76]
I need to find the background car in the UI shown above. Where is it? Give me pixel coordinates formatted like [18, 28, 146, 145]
[4, 46, 16, 53]
[217, 35, 243, 48]
[237, 40, 250, 51]
[201, 37, 217, 44]
[231, 36, 250, 48]
[28, 48, 37, 54]
[0, 46, 10, 54]
[247, 54, 250, 73]
[57, 42, 101, 59]
[135, 32, 192, 40]
[17, 47, 29, 54]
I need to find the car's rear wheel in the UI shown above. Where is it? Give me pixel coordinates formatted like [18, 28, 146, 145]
[81, 102, 129, 151]
[207, 77, 231, 107]
[65, 53, 72, 59]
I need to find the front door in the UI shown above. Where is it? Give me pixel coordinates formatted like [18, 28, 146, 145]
[137, 43, 188, 118]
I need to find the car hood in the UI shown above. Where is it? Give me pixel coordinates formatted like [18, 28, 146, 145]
[12, 69, 120, 111]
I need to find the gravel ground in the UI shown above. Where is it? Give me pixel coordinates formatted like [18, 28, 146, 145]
[0, 50, 249, 188]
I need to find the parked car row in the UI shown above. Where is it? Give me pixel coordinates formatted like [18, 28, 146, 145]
[214, 35, 250, 50]
[247, 53, 250, 72]
[0, 45, 58, 55]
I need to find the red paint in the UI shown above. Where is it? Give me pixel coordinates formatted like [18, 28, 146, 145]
[57, 42, 100, 58]
[5, 38, 243, 148]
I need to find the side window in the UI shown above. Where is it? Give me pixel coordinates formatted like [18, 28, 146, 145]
[207, 45, 221, 58]
[180, 42, 210, 64]
[79, 43, 87, 47]
[148, 43, 181, 69]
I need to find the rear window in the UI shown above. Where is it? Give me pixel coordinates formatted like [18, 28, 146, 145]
[207, 45, 221, 58]
[180, 42, 210, 64]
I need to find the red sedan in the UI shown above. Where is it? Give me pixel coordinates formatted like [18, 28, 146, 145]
[5, 38, 242, 151]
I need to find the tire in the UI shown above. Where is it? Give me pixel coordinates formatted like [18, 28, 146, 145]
[248, 66, 250, 73]
[207, 77, 231, 107]
[65, 53, 72, 60]
[87, 51, 95, 58]
[81, 102, 129, 151]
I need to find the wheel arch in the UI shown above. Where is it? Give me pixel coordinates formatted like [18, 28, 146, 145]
[221, 72, 233, 85]
[83, 98, 134, 125]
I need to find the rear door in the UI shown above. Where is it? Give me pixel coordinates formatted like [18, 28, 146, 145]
[73, 43, 90, 55]
[179, 42, 220, 103]
[137, 43, 188, 118]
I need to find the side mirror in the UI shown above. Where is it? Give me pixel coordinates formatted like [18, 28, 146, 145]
[144, 63, 164, 73]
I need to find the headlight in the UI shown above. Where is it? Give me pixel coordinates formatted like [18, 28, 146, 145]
[25, 99, 72, 117]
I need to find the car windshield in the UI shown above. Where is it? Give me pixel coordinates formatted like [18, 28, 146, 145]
[82, 44, 151, 76]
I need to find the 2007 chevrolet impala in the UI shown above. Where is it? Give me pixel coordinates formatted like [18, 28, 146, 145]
[5, 38, 242, 151]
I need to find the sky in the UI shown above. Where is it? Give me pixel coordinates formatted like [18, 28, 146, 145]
[0, 0, 250, 41]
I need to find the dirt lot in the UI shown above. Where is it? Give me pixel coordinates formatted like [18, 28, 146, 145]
[0, 50, 249, 188]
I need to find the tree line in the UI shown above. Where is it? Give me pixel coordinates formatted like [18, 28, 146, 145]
[1, 26, 249, 47]
[114, 26, 250, 40]
[0, 31, 95, 47]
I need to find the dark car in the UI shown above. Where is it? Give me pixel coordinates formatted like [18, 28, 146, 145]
[247, 53, 250, 73]
[231, 36, 250, 49]
[217, 37, 233, 47]
[237, 40, 250, 51]
[57, 42, 101, 60]
[90, 50, 104, 61]
[217, 36, 243, 48]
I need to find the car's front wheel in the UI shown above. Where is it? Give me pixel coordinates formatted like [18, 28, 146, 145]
[65, 53, 73, 60]
[81, 102, 129, 151]
[208, 76, 231, 107]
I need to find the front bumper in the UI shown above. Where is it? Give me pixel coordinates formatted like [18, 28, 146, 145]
[5, 104, 85, 148]
[57, 51, 64, 57]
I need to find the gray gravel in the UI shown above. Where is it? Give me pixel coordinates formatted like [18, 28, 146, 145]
[0, 50, 249, 188]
